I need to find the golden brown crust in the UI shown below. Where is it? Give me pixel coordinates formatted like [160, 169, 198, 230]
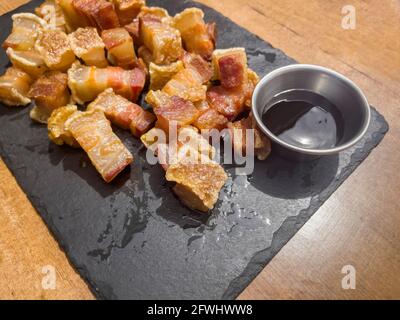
[35, 29, 76, 71]
[113, 0, 145, 26]
[65, 109, 133, 182]
[139, 16, 182, 65]
[69, 27, 103, 55]
[101, 28, 137, 69]
[149, 61, 184, 90]
[0, 67, 33, 107]
[35, 0, 68, 32]
[28, 71, 70, 122]
[47, 105, 80, 147]
[6, 48, 48, 79]
[3, 13, 48, 51]
[166, 161, 227, 212]
[173, 8, 215, 59]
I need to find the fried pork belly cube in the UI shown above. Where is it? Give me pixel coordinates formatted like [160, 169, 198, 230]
[58, 0, 89, 30]
[68, 27, 108, 68]
[68, 61, 145, 104]
[113, 0, 144, 26]
[207, 86, 247, 121]
[227, 114, 271, 161]
[87, 89, 155, 136]
[101, 28, 137, 69]
[35, 30, 76, 72]
[28, 72, 70, 123]
[2, 13, 48, 51]
[149, 61, 184, 90]
[0, 67, 33, 107]
[206, 67, 259, 121]
[72, 0, 120, 30]
[129, 110, 156, 137]
[48, 104, 80, 147]
[193, 107, 228, 131]
[145, 90, 170, 109]
[212, 48, 247, 88]
[162, 68, 207, 103]
[173, 8, 215, 60]
[166, 161, 227, 212]
[139, 16, 182, 65]
[65, 109, 133, 182]
[153, 95, 200, 133]
[6, 48, 48, 79]
[35, 0, 67, 32]
[181, 51, 213, 84]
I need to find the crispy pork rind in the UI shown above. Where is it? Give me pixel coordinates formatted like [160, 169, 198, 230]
[177, 126, 216, 161]
[28, 71, 70, 123]
[139, 16, 182, 65]
[148, 126, 215, 161]
[68, 61, 145, 104]
[162, 68, 207, 103]
[173, 8, 215, 60]
[0, 67, 33, 107]
[101, 28, 137, 69]
[68, 27, 108, 67]
[35, 29, 76, 71]
[47, 104, 80, 147]
[6, 48, 48, 79]
[149, 61, 184, 90]
[137, 6, 173, 25]
[87, 88, 155, 136]
[145, 90, 170, 109]
[65, 109, 133, 182]
[166, 161, 227, 212]
[35, 0, 68, 32]
[112, 0, 145, 26]
[2, 13, 48, 51]
[227, 114, 271, 161]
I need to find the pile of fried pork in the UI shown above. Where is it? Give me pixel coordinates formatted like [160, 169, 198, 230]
[0, 0, 271, 212]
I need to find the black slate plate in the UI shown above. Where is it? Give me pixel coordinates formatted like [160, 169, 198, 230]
[0, 0, 388, 299]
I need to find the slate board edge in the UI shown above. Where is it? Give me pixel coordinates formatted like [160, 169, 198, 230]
[0, 1, 390, 300]
[0, 0, 106, 300]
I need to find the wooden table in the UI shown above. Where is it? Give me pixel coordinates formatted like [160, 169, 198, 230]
[0, 0, 399, 300]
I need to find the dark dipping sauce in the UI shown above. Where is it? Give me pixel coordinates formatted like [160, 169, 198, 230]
[262, 90, 345, 149]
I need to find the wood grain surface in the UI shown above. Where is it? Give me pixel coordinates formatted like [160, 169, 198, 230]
[0, 0, 399, 300]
